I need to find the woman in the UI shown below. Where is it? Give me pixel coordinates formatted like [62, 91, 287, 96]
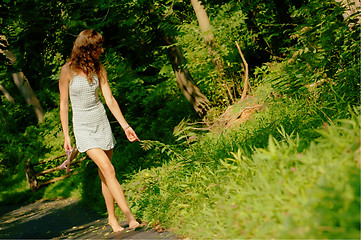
[59, 29, 140, 232]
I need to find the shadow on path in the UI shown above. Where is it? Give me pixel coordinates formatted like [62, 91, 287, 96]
[0, 198, 175, 239]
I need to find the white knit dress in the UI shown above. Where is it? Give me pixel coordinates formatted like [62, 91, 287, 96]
[69, 74, 115, 153]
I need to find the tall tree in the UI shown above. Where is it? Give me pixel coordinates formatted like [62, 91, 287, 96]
[164, 35, 210, 117]
[0, 36, 44, 123]
[191, 0, 226, 73]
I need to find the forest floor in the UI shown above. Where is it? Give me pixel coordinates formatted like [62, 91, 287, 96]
[0, 198, 176, 239]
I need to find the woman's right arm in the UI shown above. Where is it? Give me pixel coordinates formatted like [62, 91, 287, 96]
[59, 64, 72, 151]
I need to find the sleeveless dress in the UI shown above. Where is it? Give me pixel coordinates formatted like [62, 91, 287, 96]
[69, 73, 116, 153]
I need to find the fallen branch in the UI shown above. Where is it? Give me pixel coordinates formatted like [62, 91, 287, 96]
[37, 174, 72, 188]
[30, 153, 67, 166]
[34, 156, 86, 177]
[24, 155, 87, 191]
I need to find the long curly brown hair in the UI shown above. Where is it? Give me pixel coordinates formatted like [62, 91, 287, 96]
[69, 29, 104, 84]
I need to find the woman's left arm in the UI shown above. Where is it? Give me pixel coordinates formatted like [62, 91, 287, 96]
[99, 64, 139, 142]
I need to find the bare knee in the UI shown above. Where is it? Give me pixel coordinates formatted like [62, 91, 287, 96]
[87, 149, 116, 178]
[100, 162, 116, 178]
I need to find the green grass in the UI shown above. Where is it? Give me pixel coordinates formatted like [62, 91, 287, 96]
[0, 164, 83, 206]
[0, 171, 35, 205]
[122, 106, 360, 239]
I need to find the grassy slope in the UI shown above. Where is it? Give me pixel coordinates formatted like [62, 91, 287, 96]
[122, 94, 360, 239]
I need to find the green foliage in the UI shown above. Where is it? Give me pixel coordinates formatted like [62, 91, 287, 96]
[124, 108, 360, 239]
[192, 96, 324, 167]
[0, 109, 80, 204]
[268, 0, 360, 109]
[0, 170, 35, 205]
[175, 3, 250, 105]
[0, 103, 34, 175]
[141, 140, 185, 161]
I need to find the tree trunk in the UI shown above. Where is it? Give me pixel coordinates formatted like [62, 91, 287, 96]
[0, 36, 44, 123]
[191, 0, 224, 72]
[0, 84, 15, 104]
[12, 71, 45, 123]
[163, 35, 210, 117]
[191, 0, 236, 104]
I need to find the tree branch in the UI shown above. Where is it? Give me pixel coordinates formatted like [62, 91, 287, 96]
[235, 41, 250, 100]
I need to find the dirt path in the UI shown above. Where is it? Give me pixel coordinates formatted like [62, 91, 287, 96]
[0, 198, 175, 239]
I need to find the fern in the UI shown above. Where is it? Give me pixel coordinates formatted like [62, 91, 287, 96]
[140, 140, 184, 161]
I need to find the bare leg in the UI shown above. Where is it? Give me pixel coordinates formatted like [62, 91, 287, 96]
[98, 149, 123, 232]
[87, 148, 140, 230]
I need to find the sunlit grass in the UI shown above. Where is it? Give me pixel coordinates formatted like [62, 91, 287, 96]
[123, 107, 360, 239]
[0, 169, 35, 205]
[0, 163, 83, 206]
[42, 174, 83, 200]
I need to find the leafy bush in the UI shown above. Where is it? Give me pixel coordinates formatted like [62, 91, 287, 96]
[269, 0, 360, 109]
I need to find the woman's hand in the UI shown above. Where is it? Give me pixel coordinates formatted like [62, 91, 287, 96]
[63, 136, 73, 152]
[124, 127, 139, 142]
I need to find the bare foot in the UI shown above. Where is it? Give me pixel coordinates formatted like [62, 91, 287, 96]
[108, 218, 124, 232]
[128, 220, 140, 230]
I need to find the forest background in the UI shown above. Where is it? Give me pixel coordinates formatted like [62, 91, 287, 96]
[0, 0, 360, 239]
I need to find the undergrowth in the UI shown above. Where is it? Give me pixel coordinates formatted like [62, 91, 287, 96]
[123, 107, 360, 239]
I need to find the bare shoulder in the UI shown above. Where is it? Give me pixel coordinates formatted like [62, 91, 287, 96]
[60, 63, 72, 81]
[98, 63, 108, 83]
[60, 63, 71, 74]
